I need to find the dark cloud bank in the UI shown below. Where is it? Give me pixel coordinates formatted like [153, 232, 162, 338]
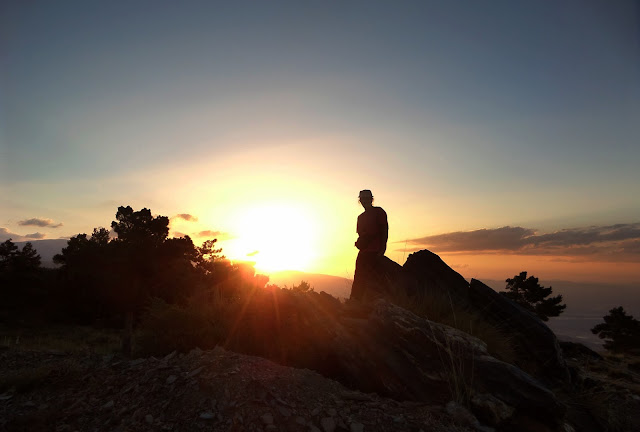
[398, 223, 640, 261]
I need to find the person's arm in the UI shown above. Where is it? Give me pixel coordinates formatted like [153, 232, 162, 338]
[379, 209, 388, 255]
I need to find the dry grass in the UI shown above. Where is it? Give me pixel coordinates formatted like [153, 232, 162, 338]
[0, 325, 121, 354]
[384, 283, 516, 365]
[0, 358, 84, 394]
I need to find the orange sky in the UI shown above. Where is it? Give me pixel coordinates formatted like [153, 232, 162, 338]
[2, 2, 639, 286]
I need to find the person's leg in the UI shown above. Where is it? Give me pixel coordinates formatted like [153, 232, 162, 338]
[350, 251, 376, 301]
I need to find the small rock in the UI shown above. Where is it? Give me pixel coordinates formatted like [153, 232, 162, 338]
[187, 366, 204, 377]
[145, 414, 154, 424]
[311, 407, 321, 416]
[309, 425, 322, 432]
[166, 375, 177, 384]
[261, 413, 274, 425]
[278, 406, 292, 417]
[101, 400, 114, 410]
[266, 426, 277, 431]
[163, 350, 177, 362]
[199, 412, 215, 420]
[129, 358, 146, 367]
[327, 408, 338, 416]
[350, 423, 364, 432]
[188, 347, 203, 356]
[446, 401, 480, 428]
[23, 401, 36, 407]
[321, 417, 336, 432]
[470, 393, 514, 426]
[295, 416, 307, 425]
[131, 408, 144, 421]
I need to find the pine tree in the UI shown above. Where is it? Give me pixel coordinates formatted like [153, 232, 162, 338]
[501, 271, 566, 321]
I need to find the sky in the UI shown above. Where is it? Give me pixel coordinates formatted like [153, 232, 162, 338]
[1, 0, 639, 283]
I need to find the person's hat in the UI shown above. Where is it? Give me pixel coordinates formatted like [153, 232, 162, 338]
[358, 189, 373, 199]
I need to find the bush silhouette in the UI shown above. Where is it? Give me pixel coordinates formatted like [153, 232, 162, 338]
[501, 272, 566, 321]
[591, 307, 640, 354]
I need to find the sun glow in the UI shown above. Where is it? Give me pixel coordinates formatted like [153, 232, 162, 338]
[224, 203, 320, 273]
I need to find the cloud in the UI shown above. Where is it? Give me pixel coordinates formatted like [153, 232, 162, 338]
[0, 228, 47, 241]
[25, 232, 46, 239]
[197, 230, 230, 239]
[247, 250, 259, 257]
[172, 214, 198, 222]
[398, 223, 640, 261]
[171, 231, 188, 238]
[401, 226, 534, 252]
[0, 227, 22, 241]
[18, 218, 63, 228]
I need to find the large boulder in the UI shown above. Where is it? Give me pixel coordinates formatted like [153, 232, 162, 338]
[400, 249, 471, 306]
[468, 278, 571, 384]
[332, 300, 566, 430]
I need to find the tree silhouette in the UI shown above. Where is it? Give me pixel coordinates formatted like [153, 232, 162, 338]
[55, 206, 236, 353]
[501, 272, 566, 321]
[591, 307, 640, 353]
[1, 239, 45, 321]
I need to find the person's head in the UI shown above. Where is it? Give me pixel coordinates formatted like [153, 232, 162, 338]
[358, 189, 374, 209]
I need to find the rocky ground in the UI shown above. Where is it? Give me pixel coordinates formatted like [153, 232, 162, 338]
[0, 347, 474, 432]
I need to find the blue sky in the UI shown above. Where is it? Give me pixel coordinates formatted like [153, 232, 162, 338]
[1, 0, 639, 281]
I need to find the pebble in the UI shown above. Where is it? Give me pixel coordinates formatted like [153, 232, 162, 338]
[166, 375, 177, 384]
[187, 366, 204, 377]
[261, 413, 274, 425]
[295, 416, 307, 425]
[101, 400, 114, 410]
[199, 412, 215, 420]
[327, 408, 338, 416]
[350, 423, 364, 432]
[145, 414, 154, 424]
[278, 406, 292, 417]
[321, 417, 336, 432]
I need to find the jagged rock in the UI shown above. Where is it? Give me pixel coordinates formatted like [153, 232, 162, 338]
[401, 250, 471, 305]
[559, 341, 602, 361]
[321, 416, 336, 432]
[332, 300, 566, 430]
[468, 278, 570, 384]
[470, 393, 515, 426]
[350, 423, 364, 432]
[446, 401, 481, 428]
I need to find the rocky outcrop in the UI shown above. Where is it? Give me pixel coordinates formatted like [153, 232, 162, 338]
[468, 278, 571, 384]
[401, 250, 471, 305]
[373, 248, 570, 386]
[332, 300, 566, 431]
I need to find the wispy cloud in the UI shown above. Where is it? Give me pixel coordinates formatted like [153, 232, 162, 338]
[172, 214, 198, 222]
[247, 250, 259, 257]
[0, 228, 47, 241]
[0, 227, 22, 241]
[397, 223, 640, 261]
[197, 230, 230, 239]
[18, 217, 63, 228]
[25, 232, 46, 239]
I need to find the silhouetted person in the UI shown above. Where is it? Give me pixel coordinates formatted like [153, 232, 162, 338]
[350, 189, 388, 301]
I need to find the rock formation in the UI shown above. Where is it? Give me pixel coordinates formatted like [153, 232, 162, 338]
[468, 278, 571, 384]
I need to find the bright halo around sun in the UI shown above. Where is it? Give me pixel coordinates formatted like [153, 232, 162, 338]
[227, 203, 319, 273]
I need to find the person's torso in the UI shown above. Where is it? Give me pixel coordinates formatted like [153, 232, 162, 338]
[357, 207, 387, 251]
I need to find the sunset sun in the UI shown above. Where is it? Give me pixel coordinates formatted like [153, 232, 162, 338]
[226, 204, 319, 273]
